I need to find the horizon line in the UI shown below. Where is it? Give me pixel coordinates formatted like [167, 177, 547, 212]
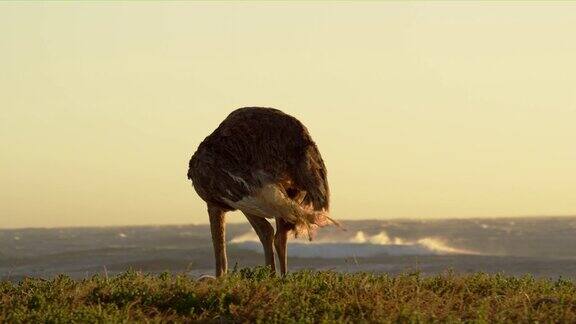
[1, 214, 575, 231]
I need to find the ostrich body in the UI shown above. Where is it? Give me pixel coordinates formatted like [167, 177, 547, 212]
[188, 107, 332, 276]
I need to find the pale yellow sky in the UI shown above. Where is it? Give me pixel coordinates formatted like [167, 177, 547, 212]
[1, 3, 575, 228]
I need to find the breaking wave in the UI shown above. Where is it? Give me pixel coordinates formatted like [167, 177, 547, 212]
[231, 230, 478, 258]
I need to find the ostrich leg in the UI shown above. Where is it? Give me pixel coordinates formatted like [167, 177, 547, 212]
[244, 213, 276, 273]
[208, 204, 227, 277]
[274, 217, 290, 276]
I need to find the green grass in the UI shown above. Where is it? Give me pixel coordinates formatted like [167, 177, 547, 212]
[1, 267, 575, 323]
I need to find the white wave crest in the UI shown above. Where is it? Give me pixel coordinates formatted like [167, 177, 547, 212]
[230, 231, 260, 243]
[230, 229, 479, 257]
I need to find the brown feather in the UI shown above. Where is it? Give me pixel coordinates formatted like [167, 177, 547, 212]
[188, 107, 332, 232]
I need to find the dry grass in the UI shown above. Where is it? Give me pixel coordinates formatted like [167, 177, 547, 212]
[1, 267, 575, 323]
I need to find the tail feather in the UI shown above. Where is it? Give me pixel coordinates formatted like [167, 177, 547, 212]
[223, 183, 338, 240]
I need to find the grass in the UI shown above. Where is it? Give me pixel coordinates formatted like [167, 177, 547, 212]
[1, 267, 575, 323]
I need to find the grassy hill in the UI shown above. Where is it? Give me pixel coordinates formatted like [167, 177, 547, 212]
[1, 268, 575, 323]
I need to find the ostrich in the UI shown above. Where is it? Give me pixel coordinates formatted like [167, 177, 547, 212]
[187, 107, 336, 277]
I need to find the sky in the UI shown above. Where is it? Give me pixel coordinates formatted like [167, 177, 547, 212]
[1, 2, 575, 228]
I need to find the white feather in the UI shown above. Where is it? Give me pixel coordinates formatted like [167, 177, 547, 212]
[223, 183, 333, 240]
[224, 170, 250, 189]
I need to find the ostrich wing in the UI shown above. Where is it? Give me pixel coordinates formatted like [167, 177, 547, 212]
[290, 143, 330, 212]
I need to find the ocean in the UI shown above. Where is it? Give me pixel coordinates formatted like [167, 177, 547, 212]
[1, 217, 575, 281]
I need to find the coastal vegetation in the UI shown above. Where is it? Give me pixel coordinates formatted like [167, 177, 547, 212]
[1, 267, 575, 323]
